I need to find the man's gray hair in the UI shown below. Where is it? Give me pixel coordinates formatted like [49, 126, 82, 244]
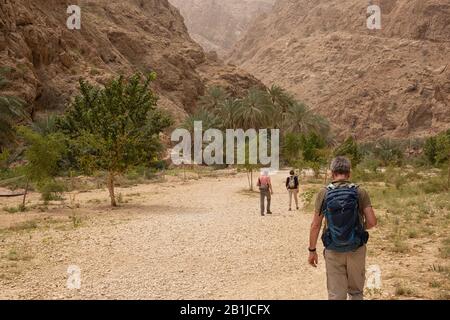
[330, 156, 351, 175]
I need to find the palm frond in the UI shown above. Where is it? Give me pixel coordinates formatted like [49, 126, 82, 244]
[198, 86, 229, 112]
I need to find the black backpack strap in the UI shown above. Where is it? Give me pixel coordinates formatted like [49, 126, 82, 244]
[320, 186, 332, 216]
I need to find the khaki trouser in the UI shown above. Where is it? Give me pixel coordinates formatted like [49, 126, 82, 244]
[288, 189, 298, 208]
[324, 245, 366, 300]
[260, 189, 271, 214]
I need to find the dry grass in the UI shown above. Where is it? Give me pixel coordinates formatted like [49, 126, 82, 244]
[361, 168, 450, 299]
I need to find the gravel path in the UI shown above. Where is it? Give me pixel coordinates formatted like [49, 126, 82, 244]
[0, 170, 328, 299]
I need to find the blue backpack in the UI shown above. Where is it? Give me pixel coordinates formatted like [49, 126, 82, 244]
[321, 183, 369, 252]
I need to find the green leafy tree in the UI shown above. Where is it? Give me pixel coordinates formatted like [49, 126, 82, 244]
[424, 136, 438, 165]
[0, 68, 27, 147]
[0, 149, 9, 171]
[424, 130, 450, 166]
[58, 73, 172, 206]
[334, 136, 362, 167]
[232, 134, 272, 191]
[300, 133, 328, 177]
[282, 132, 328, 177]
[301, 132, 326, 162]
[435, 130, 450, 165]
[427, 130, 450, 188]
[283, 133, 302, 166]
[241, 137, 262, 191]
[17, 126, 66, 207]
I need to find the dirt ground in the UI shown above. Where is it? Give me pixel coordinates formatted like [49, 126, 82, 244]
[0, 170, 446, 299]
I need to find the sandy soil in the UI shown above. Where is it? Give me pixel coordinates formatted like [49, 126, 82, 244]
[0, 170, 330, 300]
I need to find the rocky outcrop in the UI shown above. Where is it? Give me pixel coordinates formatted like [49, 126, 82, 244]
[169, 0, 274, 56]
[0, 0, 262, 123]
[229, 0, 450, 140]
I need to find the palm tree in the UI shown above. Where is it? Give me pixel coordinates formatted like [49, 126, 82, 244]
[267, 83, 294, 108]
[282, 102, 314, 134]
[180, 109, 222, 169]
[266, 84, 296, 127]
[182, 109, 221, 133]
[0, 70, 26, 147]
[217, 98, 241, 129]
[309, 114, 331, 141]
[198, 86, 229, 113]
[235, 87, 274, 130]
[283, 102, 330, 139]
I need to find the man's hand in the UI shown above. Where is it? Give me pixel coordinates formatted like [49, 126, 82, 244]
[308, 252, 318, 267]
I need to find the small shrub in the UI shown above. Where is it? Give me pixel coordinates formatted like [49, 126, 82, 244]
[2, 205, 27, 214]
[420, 178, 448, 194]
[429, 280, 441, 288]
[420, 225, 435, 236]
[407, 229, 418, 239]
[392, 239, 409, 253]
[394, 174, 407, 190]
[359, 157, 382, 173]
[440, 238, 450, 259]
[404, 170, 421, 181]
[417, 202, 431, 214]
[395, 283, 415, 297]
[71, 215, 82, 228]
[9, 220, 38, 232]
[39, 180, 66, 202]
[302, 188, 320, 212]
[352, 167, 380, 183]
[5, 249, 33, 261]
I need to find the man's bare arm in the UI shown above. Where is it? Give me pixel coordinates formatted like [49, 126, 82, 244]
[308, 211, 324, 267]
[309, 212, 324, 249]
[363, 206, 377, 229]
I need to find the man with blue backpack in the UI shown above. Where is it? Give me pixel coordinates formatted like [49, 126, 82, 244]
[307, 156, 377, 300]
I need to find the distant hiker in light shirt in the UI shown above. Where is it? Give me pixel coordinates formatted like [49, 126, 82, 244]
[286, 170, 299, 211]
[257, 169, 273, 216]
[308, 156, 377, 300]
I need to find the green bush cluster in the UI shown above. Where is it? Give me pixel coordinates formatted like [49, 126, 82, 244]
[0, 67, 27, 148]
[424, 130, 450, 166]
[2, 73, 173, 208]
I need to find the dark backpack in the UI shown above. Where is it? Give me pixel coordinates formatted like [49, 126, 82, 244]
[321, 184, 369, 252]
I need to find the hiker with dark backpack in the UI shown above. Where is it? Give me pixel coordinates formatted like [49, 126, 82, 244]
[307, 156, 377, 300]
[286, 170, 299, 211]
